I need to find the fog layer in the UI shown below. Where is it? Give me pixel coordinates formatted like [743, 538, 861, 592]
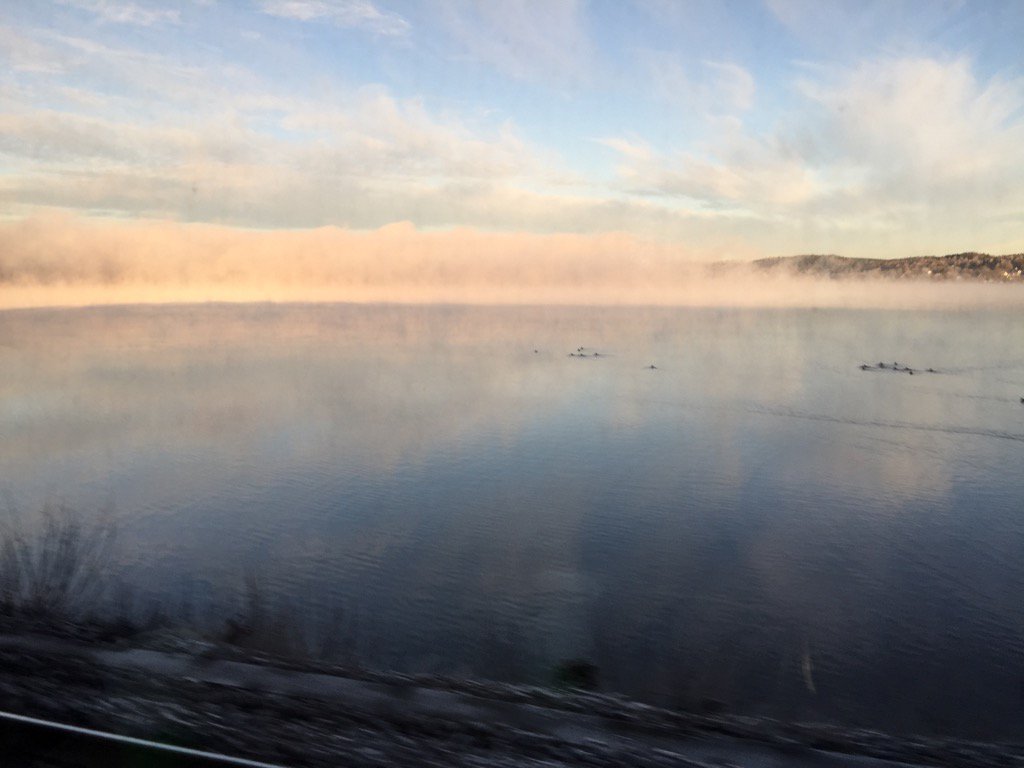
[1, 214, 1020, 309]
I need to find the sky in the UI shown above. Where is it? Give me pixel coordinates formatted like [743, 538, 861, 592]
[1, 0, 1023, 304]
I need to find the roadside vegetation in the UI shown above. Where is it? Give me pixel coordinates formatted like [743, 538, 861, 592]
[0, 502, 117, 622]
[0, 504, 599, 695]
[0, 503, 360, 663]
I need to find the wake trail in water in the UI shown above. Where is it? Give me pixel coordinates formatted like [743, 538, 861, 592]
[746, 404, 1024, 444]
[941, 361, 1024, 376]
[635, 395, 1024, 443]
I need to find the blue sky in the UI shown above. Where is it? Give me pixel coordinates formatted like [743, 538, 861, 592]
[2, 0, 1023, 261]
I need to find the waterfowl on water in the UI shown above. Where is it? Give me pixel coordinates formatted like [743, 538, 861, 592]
[648, 364, 657, 370]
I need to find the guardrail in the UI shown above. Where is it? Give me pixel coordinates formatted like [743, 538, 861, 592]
[0, 709, 291, 768]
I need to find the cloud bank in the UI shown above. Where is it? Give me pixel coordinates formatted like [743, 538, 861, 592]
[603, 57, 1024, 230]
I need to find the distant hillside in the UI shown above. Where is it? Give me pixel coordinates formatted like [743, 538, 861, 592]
[746, 252, 1024, 281]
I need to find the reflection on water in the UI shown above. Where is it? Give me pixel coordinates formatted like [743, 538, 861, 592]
[2, 303, 1024, 738]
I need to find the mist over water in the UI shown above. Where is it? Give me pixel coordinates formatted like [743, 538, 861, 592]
[3, 302, 1024, 739]
[2, 214, 1023, 309]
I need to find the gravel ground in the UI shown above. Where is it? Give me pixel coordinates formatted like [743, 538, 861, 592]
[0, 627, 1021, 768]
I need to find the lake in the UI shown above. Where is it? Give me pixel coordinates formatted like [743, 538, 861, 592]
[2, 302, 1024, 739]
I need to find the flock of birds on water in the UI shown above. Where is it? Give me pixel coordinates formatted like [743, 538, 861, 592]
[562, 346, 658, 370]
[858, 362, 1024, 402]
[857, 361, 1023, 403]
[858, 361, 935, 375]
[555, 347, 1024, 403]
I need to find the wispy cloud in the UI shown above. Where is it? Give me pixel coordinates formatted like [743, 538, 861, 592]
[0, 26, 63, 73]
[703, 61, 755, 111]
[258, 0, 409, 36]
[0, 81, 572, 230]
[797, 57, 1024, 183]
[642, 52, 756, 117]
[278, 90, 542, 181]
[602, 55, 1024, 246]
[59, 0, 181, 26]
[593, 137, 653, 162]
[436, 0, 593, 84]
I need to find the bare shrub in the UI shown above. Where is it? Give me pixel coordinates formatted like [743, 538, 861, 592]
[221, 570, 301, 656]
[220, 569, 356, 663]
[0, 503, 117, 620]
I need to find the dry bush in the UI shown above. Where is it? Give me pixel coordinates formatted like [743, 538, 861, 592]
[0, 503, 117, 620]
[221, 569, 355, 662]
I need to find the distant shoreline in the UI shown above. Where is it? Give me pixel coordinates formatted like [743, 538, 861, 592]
[725, 252, 1024, 282]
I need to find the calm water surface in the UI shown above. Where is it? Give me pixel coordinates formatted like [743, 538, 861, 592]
[2, 303, 1024, 738]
